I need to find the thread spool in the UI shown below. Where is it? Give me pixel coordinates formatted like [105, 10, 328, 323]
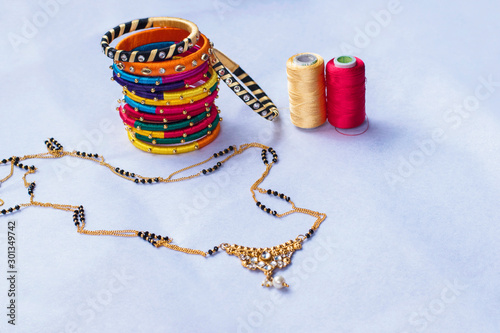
[326, 55, 366, 129]
[286, 53, 326, 128]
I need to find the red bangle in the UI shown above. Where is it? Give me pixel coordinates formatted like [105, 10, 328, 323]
[125, 112, 219, 139]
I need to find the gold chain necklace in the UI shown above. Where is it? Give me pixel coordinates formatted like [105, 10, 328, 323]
[0, 138, 326, 288]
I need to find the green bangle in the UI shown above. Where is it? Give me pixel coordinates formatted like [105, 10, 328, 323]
[134, 114, 220, 144]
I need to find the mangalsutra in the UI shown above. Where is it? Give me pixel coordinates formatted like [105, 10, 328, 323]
[0, 138, 326, 288]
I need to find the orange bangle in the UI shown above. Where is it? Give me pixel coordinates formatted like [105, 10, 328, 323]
[115, 28, 211, 77]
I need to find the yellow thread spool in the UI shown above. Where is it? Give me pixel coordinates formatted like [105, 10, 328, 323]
[286, 53, 326, 128]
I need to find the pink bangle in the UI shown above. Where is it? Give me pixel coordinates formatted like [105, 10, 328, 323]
[120, 103, 211, 122]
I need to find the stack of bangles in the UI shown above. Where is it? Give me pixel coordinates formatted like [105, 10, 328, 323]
[101, 17, 279, 154]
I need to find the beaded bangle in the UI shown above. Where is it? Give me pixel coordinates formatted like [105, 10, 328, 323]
[120, 103, 210, 122]
[128, 70, 212, 100]
[113, 61, 210, 92]
[126, 112, 219, 139]
[112, 61, 201, 87]
[115, 28, 211, 76]
[115, 75, 185, 92]
[211, 49, 279, 121]
[123, 69, 219, 106]
[101, 17, 199, 62]
[127, 123, 221, 154]
[131, 41, 174, 52]
[130, 115, 220, 145]
[123, 91, 218, 114]
[120, 108, 213, 131]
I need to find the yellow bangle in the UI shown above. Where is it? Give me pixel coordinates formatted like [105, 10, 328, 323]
[126, 123, 221, 154]
[123, 67, 219, 106]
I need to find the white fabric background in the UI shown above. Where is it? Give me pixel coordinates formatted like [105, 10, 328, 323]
[0, 0, 499, 332]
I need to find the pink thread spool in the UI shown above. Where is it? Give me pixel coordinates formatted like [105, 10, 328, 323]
[326, 56, 366, 129]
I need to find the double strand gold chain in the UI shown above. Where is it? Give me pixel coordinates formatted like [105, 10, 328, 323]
[0, 138, 326, 288]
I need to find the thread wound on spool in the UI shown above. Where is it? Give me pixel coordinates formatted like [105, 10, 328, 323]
[286, 53, 326, 129]
[293, 54, 318, 66]
[334, 55, 357, 69]
[326, 56, 366, 129]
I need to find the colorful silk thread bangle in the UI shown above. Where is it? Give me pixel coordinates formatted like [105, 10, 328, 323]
[123, 91, 218, 115]
[122, 92, 217, 116]
[115, 28, 211, 76]
[113, 61, 210, 92]
[127, 113, 219, 139]
[113, 60, 207, 86]
[127, 123, 221, 154]
[101, 17, 199, 62]
[102, 17, 282, 154]
[120, 109, 214, 132]
[211, 49, 279, 121]
[120, 103, 209, 122]
[123, 69, 219, 106]
[134, 117, 220, 145]
[126, 69, 212, 100]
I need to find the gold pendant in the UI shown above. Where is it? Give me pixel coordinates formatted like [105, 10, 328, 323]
[222, 237, 304, 288]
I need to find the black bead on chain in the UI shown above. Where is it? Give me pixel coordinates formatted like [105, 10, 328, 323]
[305, 228, 315, 239]
[203, 145, 234, 174]
[114, 167, 138, 179]
[72, 205, 85, 227]
[256, 201, 278, 216]
[266, 188, 290, 202]
[79, 205, 85, 223]
[76, 151, 99, 158]
[261, 149, 269, 165]
[27, 182, 36, 196]
[202, 161, 222, 175]
[256, 188, 292, 216]
[45, 138, 63, 152]
[207, 246, 219, 255]
[268, 147, 278, 163]
[73, 209, 80, 227]
[132, 176, 159, 184]
[4, 156, 36, 171]
[213, 145, 235, 159]
[1, 205, 21, 215]
[137, 231, 169, 247]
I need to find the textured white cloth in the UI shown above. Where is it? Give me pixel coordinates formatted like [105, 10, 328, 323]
[0, 0, 499, 332]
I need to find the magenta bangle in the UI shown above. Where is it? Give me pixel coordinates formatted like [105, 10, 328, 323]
[128, 72, 211, 100]
[120, 103, 210, 122]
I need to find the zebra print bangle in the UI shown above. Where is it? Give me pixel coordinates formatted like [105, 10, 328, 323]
[114, 28, 211, 76]
[211, 49, 279, 121]
[101, 17, 199, 62]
